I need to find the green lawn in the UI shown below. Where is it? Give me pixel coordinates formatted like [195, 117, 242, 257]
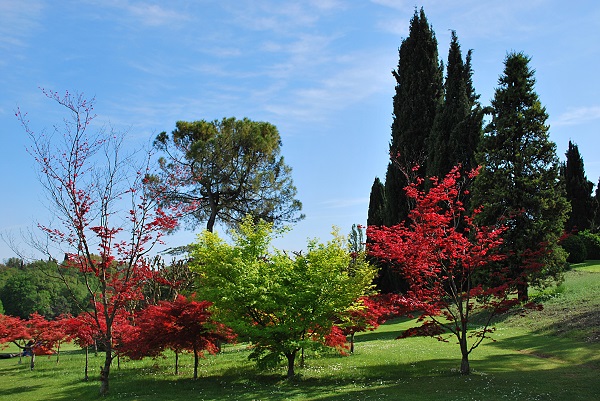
[1, 265, 598, 400]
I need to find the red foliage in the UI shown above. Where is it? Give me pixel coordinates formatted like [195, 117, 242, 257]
[0, 314, 28, 347]
[367, 166, 541, 373]
[120, 294, 235, 378]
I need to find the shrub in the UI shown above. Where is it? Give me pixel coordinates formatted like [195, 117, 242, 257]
[577, 230, 600, 260]
[560, 234, 587, 263]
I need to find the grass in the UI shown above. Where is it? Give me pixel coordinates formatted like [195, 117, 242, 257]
[1, 264, 599, 400]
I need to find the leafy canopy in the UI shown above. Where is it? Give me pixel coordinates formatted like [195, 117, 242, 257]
[190, 216, 376, 377]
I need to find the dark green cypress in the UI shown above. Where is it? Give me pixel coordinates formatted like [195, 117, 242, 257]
[472, 52, 570, 302]
[562, 140, 594, 232]
[385, 7, 443, 225]
[367, 177, 386, 227]
[428, 31, 483, 180]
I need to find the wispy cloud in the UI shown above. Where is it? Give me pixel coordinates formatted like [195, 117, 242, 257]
[552, 106, 600, 127]
[84, 0, 189, 27]
[0, 0, 44, 50]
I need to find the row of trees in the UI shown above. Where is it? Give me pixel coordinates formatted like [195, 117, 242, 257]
[6, 7, 592, 394]
[368, 8, 574, 302]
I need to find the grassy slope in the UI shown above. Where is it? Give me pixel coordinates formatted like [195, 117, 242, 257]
[0, 265, 598, 401]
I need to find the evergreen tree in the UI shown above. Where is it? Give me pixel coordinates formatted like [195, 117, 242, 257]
[562, 140, 594, 232]
[472, 52, 569, 302]
[367, 177, 386, 227]
[427, 31, 483, 180]
[385, 7, 443, 225]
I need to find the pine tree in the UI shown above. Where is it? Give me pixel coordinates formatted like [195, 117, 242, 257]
[427, 31, 483, 180]
[562, 140, 594, 232]
[385, 7, 443, 225]
[472, 52, 570, 302]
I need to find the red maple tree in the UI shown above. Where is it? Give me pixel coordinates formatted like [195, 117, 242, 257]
[121, 294, 235, 379]
[17, 89, 179, 394]
[368, 166, 540, 374]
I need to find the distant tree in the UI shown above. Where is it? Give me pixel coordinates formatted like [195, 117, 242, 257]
[154, 118, 304, 233]
[367, 177, 386, 227]
[368, 166, 539, 375]
[427, 30, 483, 180]
[191, 216, 376, 378]
[471, 53, 569, 302]
[562, 140, 594, 232]
[17, 89, 179, 395]
[385, 7, 443, 226]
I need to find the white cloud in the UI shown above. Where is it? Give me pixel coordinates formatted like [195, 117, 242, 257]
[552, 106, 600, 127]
[0, 0, 44, 49]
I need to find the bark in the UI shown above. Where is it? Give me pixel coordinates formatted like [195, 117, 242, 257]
[350, 333, 355, 354]
[175, 350, 179, 375]
[193, 345, 199, 380]
[517, 282, 529, 303]
[459, 332, 470, 375]
[29, 353, 35, 371]
[285, 351, 297, 378]
[84, 346, 89, 382]
[99, 343, 112, 396]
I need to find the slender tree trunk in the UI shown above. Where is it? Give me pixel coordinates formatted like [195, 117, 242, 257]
[517, 282, 529, 303]
[350, 333, 355, 354]
[99, 341, 112, 396]
[56, 342, 61, 364]
[84, 346, 89, 381]
[193, 345, 199, 380]
[175, 350, 179, 375]
[459, 332, 470, 375]
[285, 351, 297, 379]
[30, 353, 35, 371]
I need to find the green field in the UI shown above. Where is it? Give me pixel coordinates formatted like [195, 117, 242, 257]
[1, 264, 598, 400]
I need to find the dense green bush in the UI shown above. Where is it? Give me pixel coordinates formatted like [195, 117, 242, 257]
[577, 230, 600, 260]
[560, 234, 587, 263]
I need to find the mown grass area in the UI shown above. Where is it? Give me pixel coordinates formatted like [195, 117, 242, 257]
[1, 265, 598, 400]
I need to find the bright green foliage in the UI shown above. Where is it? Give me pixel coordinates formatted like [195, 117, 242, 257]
[562, 140, 595, 232]
[385, 7, 443, 225]
[154, 117, 304, 232]
[472, 52, 570, 301]
[190, 216, 376, 378]
[427, 31, 483, 181]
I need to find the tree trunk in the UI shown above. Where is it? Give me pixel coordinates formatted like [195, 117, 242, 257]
[517, 282, 529, 303]
[175, 350, 179, 375]
[29, 353, 35, 371]
[193, 345, 199, 380]
[285, 351, 297, 379]
[99, 342, 112, 396]
[459, 333, 470, 375]
[84, 346, 89, 382]
[350, 332, 355, 354]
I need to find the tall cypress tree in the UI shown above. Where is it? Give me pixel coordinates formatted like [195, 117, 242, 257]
[427, 31, 483, 180]
[385, 7, 443, 225]
[367, 177, 386, 227]
[472, 52, 569, 302]
[562, 140, 594, 232]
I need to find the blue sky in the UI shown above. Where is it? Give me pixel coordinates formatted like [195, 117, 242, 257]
[1, 0, 600, 261]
